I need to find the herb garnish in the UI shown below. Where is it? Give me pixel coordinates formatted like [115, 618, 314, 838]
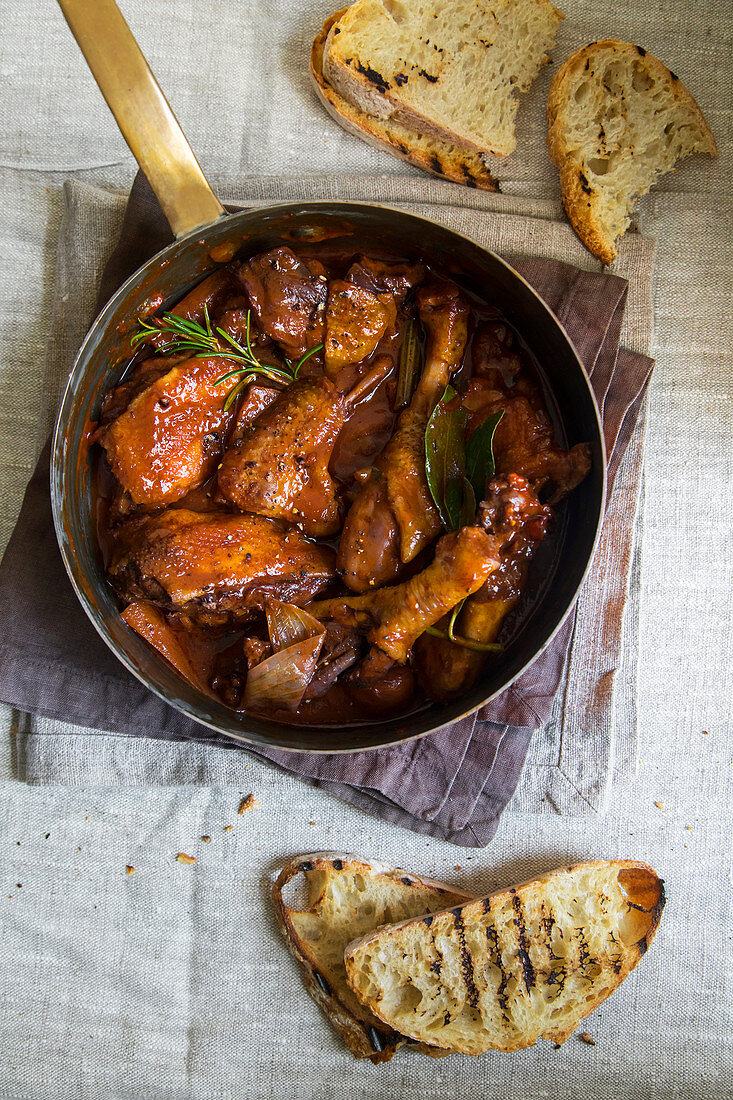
[132, 306, 323, 410]
[466, 410, 504, 501]
[424, 384, 467, 530]
[423, 386, 504, 653]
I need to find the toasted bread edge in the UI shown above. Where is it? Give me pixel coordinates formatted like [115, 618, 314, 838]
[546, 39, 717, 264]
[311, 13, 500, 191]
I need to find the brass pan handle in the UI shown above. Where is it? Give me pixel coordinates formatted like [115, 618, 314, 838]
[56, 0, 226, 239]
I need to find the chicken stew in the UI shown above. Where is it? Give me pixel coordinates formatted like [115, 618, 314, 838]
[92, 245, 591, 726]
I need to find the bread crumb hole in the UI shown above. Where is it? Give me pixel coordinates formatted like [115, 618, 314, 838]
[588, 158, 609, 175]
[396, 982, 422, 1013]
[632, 64, 654, 93]
[383, 0, 408, 25]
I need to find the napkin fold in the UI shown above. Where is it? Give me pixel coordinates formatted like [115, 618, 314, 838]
[0, 175, 654, 845]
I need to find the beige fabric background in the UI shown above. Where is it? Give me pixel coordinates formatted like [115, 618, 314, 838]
[0, 1, 731, 1098]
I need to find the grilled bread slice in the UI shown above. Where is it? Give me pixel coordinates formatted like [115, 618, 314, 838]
[311, 11, 500, 190]
[322, 0, 563, 158]
[344, 859, 665, 1055]
[547, 40, 717, 264]
[272, 852, 474, 1063]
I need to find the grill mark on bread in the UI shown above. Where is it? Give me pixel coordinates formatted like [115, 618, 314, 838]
[484, 919, 510, 1018]
[430, 931, 447, 988]
[510, 889, 536, 990]
[367, 1025, 387, 1052]
[574, 924, 601, 978]
[332, 859, 343, 870]
[453, 910, 480, 1008]
[461, 163, 478, 188]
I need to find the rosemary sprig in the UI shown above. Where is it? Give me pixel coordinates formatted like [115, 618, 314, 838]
[132, 306, 323, 406]
[290, 343, 323, 379]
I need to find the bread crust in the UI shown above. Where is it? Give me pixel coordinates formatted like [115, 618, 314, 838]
[344, 859, 666, 1055]
[322, 1, 563, 158]
[271, 852, 473, 1063]
[546, 39, 717, 264]
[311, 12, 499, 191]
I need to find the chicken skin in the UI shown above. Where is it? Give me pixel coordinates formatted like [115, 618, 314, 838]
[217, 377, 347, 537]
[99, 356, 239, 507]
[108, 509, 337, 624]
[235, 247, 327, 360]
[314, 525, 500, 663]
[337, 281, 470, 591]
[414, 475, 552, 702]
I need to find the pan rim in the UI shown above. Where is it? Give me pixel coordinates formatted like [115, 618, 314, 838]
[50, 199, 607, 754]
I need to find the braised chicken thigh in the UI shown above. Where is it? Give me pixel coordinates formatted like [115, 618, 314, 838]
[99, 356, 240, 506]
[94, 242, 592, 725]
[108, 509, 336, 624]
[217, 377, 347, 536]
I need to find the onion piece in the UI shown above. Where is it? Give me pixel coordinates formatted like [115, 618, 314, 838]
[244, 633, 325, 712]
[265, 598, 324, 651]
[122, 601, 210, 695]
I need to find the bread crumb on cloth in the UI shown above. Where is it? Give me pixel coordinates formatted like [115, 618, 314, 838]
[238, 794, 258, 815]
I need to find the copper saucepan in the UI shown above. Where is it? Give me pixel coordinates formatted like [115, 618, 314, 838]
[51, 0, 606, 752]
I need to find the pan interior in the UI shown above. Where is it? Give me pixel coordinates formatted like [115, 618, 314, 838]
[51, 202, 604, 753]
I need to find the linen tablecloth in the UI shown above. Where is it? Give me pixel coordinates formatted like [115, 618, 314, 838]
[0, 0, 730, 1096]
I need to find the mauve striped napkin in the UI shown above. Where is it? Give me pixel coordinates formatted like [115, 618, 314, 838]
[0, 174, 654, 845]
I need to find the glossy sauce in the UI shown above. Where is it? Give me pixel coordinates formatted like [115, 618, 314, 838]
[93, 245, 583, 726]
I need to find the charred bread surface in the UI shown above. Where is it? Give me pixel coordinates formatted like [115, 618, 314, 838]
[344, 859, 665, 1055]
